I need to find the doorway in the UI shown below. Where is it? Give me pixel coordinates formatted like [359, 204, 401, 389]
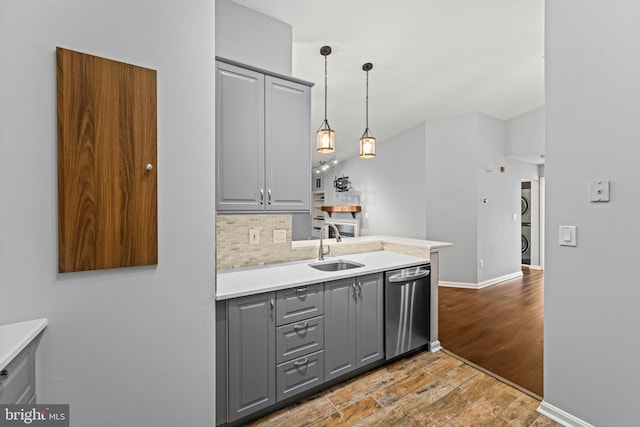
[521, 180, 543, 269]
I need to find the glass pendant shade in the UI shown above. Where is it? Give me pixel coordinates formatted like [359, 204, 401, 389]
[359, 129, 376, 158]
[316, 120, 335, 153]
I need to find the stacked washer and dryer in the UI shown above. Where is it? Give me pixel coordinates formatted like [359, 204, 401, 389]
[521, 182, 532, 265]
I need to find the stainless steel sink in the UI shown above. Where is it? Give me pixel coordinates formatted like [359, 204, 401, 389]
[308, 260, 364, 272]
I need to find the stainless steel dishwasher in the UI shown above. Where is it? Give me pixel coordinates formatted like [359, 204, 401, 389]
[384, 264, 431, 360]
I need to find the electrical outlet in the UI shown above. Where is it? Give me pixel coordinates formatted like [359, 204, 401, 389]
[273, 229, 286, 244]
[249, 228, 260, 245]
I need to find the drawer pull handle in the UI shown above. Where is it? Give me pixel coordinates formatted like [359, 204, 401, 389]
[294, 358, 309, 367]
[0, 369, 8, 383]
[293, 322, 308, 330]
[294, 287, 308, 293]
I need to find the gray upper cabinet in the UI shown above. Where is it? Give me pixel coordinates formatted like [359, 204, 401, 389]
[216, 60, 311, 212]
[324, 273, 384, 381]
[227, 292, 276, 422]
[216, 61, 265, 211]
[265, 76, 310, 210]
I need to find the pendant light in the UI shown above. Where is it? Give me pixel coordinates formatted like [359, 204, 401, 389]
[359, 63, 376, 158]
[316, 46, 335, 153]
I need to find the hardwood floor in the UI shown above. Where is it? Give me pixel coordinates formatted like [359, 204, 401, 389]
[439, 268, 544, 397]
[247, 351, 559, 426]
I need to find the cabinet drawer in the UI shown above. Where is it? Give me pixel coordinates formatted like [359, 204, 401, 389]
[276, 283, 323, 326]
[276, 315, 324, 364]
[0, 345, 35, 404]
[276, 350, 324, 402]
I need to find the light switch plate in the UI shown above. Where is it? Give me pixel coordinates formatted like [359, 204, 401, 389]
[249, 228, 260, 245]
[590, 180, 610, 202]
[559, 225, 577, 247]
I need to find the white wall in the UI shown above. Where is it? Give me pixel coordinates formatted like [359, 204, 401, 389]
[323, 122, 427, 239]
[544, 1, 640, 425]
[505, 106, 545, 164]
[215, 0, 292, 75]
[424, 112, 539, 285]
[0, 1, 216, 426]
[424, 113, 479, 284]
[476, 113, 522, 283]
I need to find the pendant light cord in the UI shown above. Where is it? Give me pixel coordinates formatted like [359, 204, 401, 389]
[365, 69, 369, 129]
[324, 55, 328, 121]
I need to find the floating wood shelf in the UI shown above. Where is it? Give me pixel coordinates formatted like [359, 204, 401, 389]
[321, 205, 362, 218]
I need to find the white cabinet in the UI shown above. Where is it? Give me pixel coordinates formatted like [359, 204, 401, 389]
[216, 60, 312, 212]
[0, 319, 46, 405]
[0, 344, 36, 404]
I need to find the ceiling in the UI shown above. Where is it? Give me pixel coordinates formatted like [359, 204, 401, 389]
[231, 0, 545, 168]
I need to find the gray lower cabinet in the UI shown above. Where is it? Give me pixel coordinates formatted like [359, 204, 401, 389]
[227, 292, 276, 422]
[0, 342, 36, 404]
[323, 278, 357, 380]
[219, 273, 384, 424]
[355, 274, 385, 365]
[275, 286, 324, 402]
[276, 315, 324, 364]
[324, 273, 384, 381]
[276, 350, 324, 402]
[275, 283, 323, 326]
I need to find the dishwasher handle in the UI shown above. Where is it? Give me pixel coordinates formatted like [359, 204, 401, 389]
[387, 269, 430, 283]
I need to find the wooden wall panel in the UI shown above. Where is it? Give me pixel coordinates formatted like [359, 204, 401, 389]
[57, 47, 157, 273]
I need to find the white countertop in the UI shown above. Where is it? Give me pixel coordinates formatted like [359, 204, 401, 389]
[216, 251, 430, 300]
[291, 235, 453, 250]
[0, 318, 47, 370]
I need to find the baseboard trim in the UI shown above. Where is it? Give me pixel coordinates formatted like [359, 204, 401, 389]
[537, 401, 595, 427]
[439, 271, 524, 289]
[523, 264, 544, 270]
[428, 340, 442, 353]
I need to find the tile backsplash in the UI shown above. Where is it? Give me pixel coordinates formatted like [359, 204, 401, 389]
[216, 214, 295, 269]
[216, 213, 386, 269]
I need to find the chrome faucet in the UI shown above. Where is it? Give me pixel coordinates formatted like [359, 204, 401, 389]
[318, 223, 342, 260]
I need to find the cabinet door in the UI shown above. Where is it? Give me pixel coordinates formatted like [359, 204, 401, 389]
[216, 61, 265, 211]
[356, 273, 384, 366]
[0, 344, 35, 404]
[324, 278, 356, 381]
[265, 76, 311, 211]
[57, 48, 157, 273]
[227, 293, 275, 422]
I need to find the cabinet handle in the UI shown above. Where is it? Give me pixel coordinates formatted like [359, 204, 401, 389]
[145, 163, 154, 171]
[269, 299, 274, 318]
[268, 189, 272, 205]
[294, 358, 309, 367]
[293, 287, 307, 293]
[293, 322, 308, 330]
[351, 283, 357, 298]
[260, 189, 265, 205]
[357, 282, 362, 297]
[0, 369, 8, 383]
